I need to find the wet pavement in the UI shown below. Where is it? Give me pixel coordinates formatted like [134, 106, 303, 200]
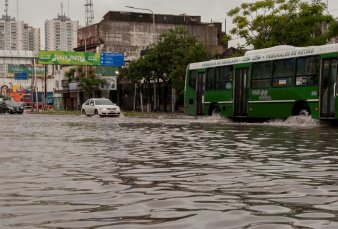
[1, 113, 338, 228]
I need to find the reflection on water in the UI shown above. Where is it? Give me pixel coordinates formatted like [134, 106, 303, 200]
[1, 114, 338, 228]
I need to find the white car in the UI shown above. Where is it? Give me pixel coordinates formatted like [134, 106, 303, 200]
[81, 98, 121, 117]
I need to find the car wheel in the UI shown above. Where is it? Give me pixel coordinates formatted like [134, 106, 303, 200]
[81, 109, 86, 115]
[94, 109, 98, 115]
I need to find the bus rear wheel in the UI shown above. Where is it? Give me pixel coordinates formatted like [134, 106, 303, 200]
[297, 106, 311, 116]
[210, 106, 221, 116]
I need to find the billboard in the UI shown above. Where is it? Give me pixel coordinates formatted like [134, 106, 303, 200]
[38, 51, 101, 66]
[8, 64, 45, 78]
[14, 72, 28, 80]
[99, 76, 117, 90]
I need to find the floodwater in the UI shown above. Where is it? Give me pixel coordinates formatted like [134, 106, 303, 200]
[1, 113, 338, 229]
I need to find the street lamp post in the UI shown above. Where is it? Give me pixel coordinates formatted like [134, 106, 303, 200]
[84, 35, 88, 77]
[126, 6, 155, 43]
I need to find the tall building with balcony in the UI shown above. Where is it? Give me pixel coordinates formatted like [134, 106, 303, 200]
[45, 14, 79, 51]
[0, 15, 40, 51]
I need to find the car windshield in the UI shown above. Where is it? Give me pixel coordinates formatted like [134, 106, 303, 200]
[95, 99, 114, 105]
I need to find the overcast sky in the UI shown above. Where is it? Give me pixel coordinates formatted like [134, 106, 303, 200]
[5, 0, 338, 47]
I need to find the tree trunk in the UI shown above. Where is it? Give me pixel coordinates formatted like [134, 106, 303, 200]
[163, 82, 168, 112]
[147, 80, 152, 112]
[140, 84, 144, 112]
[171, 87, 176, 113]
[157, 77, 161, 112]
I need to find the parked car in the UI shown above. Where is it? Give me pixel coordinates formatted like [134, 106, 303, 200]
[0, 100, 7, 113]
[2, 99, 24, 114]
[81, 98, 121, 117]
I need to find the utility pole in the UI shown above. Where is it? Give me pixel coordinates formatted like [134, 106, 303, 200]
[44, 65, 47, 110]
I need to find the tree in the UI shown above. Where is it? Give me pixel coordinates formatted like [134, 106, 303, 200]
[227, 0, 338, 49]
[126, 55, 155, 111]
[64, 67, 106, 100]
[126, 26, 208, 111]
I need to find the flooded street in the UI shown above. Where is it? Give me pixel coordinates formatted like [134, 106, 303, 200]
[1, 114, 338, 229]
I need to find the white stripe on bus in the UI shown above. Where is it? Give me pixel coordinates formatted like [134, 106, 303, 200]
[248, 100, 295, 103]
[205, 99, 318, 104]
[203, 101, 233, 104]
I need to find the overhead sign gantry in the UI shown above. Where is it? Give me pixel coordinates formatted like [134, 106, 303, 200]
[38, 51, 124, 67]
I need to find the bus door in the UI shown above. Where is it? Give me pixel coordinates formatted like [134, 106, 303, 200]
[196, 72, 206, 115]
[234, 67, 249, 117]
[320, 58, 337, 118]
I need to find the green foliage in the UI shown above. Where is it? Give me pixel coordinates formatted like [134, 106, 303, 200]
[126, 27, 207, 96]
[79, 75, 106, 99]
[64, 67, 106, 99]
[227, 0, 338, 48]
[64, 68, 76, 82]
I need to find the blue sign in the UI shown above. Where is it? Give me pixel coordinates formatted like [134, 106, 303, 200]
[14, 72, 28, 80]
[100, 53, 124, 66]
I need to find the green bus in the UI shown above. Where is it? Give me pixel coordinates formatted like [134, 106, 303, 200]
[184, 44, 338, 120]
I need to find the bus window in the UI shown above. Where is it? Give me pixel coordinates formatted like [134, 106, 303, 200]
[252, 61, 272, 88]
[206, 68, 215, 90]
[272, 58, 295, 87]
[296, 56, 319, 86]
[215, 66, 233, 90]
[189, 70, 197, 88]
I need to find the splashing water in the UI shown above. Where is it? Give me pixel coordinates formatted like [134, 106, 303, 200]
[193, 114, 233, 124]
[265, 115, 319, 127]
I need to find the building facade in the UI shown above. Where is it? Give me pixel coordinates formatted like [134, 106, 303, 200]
[44, 14, 80, 110]
[75, 11, 225, 59]
[0, 15, 42, 107]
[45, 14, 79, 51]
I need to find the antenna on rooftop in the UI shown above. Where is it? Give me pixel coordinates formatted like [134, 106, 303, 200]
[61, 2, 64, 16]
[85, 0, 94, 26]
[5, 0, 8, 19]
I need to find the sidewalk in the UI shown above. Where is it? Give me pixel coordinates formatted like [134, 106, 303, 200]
[123, 111, 192, 119]
[26, 110, 194, 119]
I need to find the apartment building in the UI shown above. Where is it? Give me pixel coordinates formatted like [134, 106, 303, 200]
[0, 15, 40, 51]
[45, 14, 79, 51]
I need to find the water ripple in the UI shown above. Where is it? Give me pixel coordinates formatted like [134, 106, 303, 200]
[0, 114, 337, 228]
